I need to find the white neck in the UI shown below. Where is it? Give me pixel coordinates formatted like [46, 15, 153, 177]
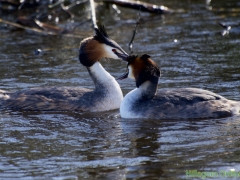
[120, 81, 157, 118]
[120, 87, 141, 118]
[88, 62, 114, 86]
[87, 62, 123, 111]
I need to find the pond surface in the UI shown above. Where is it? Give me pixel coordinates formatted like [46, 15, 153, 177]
[0, 0, 240, 179]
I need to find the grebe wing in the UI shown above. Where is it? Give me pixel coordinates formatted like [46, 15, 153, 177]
[2, 87, 92, 111]
[155, 88, 225, 104]
[140, 88, 235, 119]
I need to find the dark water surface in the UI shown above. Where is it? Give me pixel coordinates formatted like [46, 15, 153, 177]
[0, 0, 240, 179]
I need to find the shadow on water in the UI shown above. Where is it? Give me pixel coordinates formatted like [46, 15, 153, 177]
[0, 0, 240, 179]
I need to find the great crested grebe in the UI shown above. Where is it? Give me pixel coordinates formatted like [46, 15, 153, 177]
[115, 54, 240, 119]
[0, 26, 128, 112]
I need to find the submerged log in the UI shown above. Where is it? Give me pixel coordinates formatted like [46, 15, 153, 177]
[0, 17, 84, 37]
[16, 16, 68, 34]
[102, 0, 173, 14]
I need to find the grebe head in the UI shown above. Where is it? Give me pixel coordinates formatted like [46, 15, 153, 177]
[79, 26, 128, 67]
[118, 54, 160, 87]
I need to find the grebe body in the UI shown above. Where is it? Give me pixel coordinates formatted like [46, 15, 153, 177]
[116, 54, 240, 119]
[0, 26, 128, 112]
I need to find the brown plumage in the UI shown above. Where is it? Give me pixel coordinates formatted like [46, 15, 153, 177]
[79, 37, 105, 67]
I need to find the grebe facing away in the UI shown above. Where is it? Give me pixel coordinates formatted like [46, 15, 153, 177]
[0, 26, 128, 112]
[115, 54, 240, 119]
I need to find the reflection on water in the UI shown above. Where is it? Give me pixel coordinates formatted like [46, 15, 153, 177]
[0, 0, 240, 179]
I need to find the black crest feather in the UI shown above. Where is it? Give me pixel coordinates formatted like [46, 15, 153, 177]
[94, 25, 109, 44]
[141, 54, 151, 60]
[98, 25, 109, 38]
[93, 25, 127, 52]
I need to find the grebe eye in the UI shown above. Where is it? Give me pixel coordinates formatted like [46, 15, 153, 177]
[112, 49, 117, 53]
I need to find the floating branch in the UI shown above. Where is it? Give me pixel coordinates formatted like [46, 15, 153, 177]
[0, 18, 84, 38]
[218, 21, 240, 36]
[102, 0, 173, 14]
[218, 22, 231, 36]
[34, 19, 68, 34]
[16, 16, 68, 34]
[48, 0, 68, 9]
[0, 18, 46, 33]
[59, 0, 90, 19]
[60, 3, 75, 19]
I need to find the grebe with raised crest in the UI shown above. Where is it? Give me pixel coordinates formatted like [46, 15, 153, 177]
[115, 54, 240, 119]
[0, 26, 128, 112]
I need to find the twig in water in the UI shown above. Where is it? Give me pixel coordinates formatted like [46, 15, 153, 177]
[102, 0, 173, 14]
[89, 0, 97, 29]
[48, 0, 67, 9]
[0, 18, 84, 38]
[218, 22, 231, 36]
[129, 13, 141, 54]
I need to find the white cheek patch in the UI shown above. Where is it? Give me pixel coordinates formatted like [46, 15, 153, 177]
[102, 44, 119, 59]
[128, 66, 135, 79]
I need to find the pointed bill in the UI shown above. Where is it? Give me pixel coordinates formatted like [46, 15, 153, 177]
[116, 69, 129, 80]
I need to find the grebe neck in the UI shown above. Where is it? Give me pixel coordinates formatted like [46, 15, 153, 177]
[120, 81, 157, 118]
[126, 81, 157, 103]
[87, 62, 115, 89]
[87, 62, 123, 103]
[137, 81, 158, 100]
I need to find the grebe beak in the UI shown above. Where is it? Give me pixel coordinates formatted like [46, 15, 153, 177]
[117, 69, 129, 80]
[112, 49, 128, 61]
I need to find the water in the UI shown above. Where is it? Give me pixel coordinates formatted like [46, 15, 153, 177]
[0, 0, 240, 179]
